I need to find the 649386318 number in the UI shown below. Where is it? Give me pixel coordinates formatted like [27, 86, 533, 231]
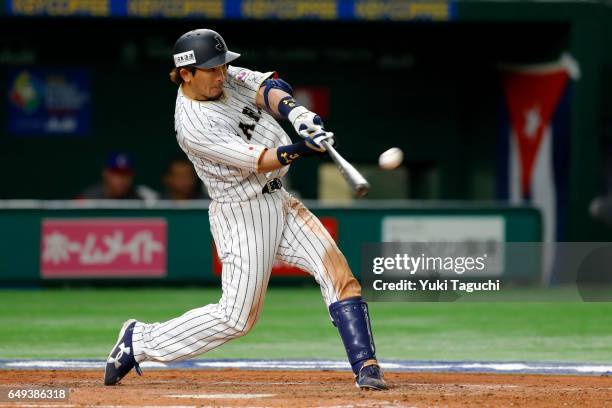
[1, 388, 69, 401]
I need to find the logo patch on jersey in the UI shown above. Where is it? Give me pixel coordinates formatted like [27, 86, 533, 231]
[235, 70, 248, 83]
[174, 50, 196, 67]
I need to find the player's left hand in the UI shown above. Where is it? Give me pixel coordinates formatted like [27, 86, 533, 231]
[304, 130, 336, 153]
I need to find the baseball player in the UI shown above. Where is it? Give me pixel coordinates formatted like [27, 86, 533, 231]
[104, 29, 387, 390]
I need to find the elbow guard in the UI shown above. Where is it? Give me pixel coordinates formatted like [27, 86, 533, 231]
[262, 78, 294, 110]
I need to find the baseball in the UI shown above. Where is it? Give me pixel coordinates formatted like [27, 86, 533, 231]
[378, 147, 404, 170]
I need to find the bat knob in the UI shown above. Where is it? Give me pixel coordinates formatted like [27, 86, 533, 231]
[355, 183, 370, 198]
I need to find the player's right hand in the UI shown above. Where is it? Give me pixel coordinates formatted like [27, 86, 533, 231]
[304, 130, 336, 153]
[290, 108, 327, 139]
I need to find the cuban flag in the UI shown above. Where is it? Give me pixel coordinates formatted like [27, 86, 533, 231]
[498, 54, 580, 284]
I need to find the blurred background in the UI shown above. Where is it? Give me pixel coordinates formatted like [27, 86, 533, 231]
[2, 0, 612, 283]
[1, 0, 612, 365]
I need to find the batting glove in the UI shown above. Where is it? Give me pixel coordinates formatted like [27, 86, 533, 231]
[304, 130, 336, 153]
[288, 107, 327, 139]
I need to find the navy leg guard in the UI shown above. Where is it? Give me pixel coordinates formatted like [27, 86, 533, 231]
[329, 296, 377, 375]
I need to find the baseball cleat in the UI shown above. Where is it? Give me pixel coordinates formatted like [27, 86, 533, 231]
[355, 364, 388, 390]
[104, 319, 142, 386]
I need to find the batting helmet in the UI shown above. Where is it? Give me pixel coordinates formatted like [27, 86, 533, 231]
[172, 29, 240, 69]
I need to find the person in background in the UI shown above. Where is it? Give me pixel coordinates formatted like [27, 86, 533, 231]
[160, 157, 208, 200]
[78, 152, 158, 201]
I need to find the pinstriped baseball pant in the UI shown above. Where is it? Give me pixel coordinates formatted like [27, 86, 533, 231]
[132, 190, 360, 363]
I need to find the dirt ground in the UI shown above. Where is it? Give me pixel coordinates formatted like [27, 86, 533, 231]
[1, 369, 611, 407]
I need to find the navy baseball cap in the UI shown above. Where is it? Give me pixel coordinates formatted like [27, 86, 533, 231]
[105, 152, 134, 174]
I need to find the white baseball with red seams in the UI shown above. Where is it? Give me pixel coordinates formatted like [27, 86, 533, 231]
[130, 66, 360, 363]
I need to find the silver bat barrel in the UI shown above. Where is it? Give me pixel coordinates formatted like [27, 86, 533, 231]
[320, 140, 370, 198]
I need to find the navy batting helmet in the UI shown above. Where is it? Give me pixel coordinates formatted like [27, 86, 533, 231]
[172, 29, 240, 69]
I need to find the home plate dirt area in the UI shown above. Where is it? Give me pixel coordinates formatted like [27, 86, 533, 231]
[1, 369, 612, 407]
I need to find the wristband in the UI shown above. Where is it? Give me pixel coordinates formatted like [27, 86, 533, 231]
[276, 141, 315, 165]
[278, 96, 308, 120]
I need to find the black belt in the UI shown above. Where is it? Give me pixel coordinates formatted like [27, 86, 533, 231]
[262, 178, 283, 194]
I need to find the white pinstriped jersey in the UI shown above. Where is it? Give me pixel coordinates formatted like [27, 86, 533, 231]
[175, 65, 291, 202]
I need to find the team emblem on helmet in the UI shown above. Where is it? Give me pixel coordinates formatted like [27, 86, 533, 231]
[214, 35, 224, 51]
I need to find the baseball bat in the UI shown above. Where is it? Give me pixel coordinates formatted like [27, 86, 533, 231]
[320, 140, 370, 198]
